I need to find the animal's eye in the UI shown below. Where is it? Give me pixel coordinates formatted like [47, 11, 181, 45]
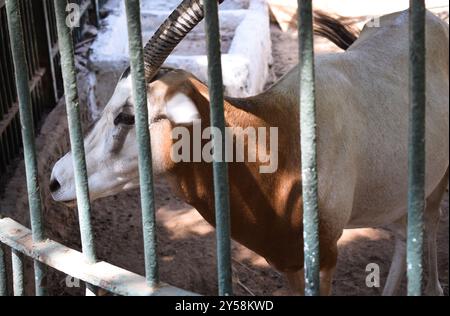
[114, 112, 135, 126]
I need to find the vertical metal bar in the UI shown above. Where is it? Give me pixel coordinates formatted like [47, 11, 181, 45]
[92, 0, 101, 27]
[5, 0, 47, 296]
[407, 0, 426, 297]
[0, 245, 7, 296]
[26, 0, 40, 73]
[42, 0, 58, 103]
[0, 135, 8, 173]
[0, 10, 16, 108]
[11, 249, 24, 296]
[54, 0, 98, 295]
[53, 0, 96, 262]
[124, 0, 159, 288]
[204, 0, 233, 296]
[298, 0, 320, 296]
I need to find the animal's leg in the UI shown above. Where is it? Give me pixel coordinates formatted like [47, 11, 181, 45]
[424, 209, 443, 296]
[285, 269, 305, 296]
[424, 167, 448, 296]
[319, 266, 336, 296]
[318, 243, 338, 296]
[382, 216, 407, 296]
[284, 266, 336, 296]
[284, 244, 337, 296]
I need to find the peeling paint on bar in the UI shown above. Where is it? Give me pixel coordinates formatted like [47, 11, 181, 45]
[298, 0, 320, 296]
[407, 0, 426, 297]
[0, 218, 199, 296]
[53, 0, 97, 264]
[124, 0, 159, 288]
[53, 0, 98, 295]
[12, 249, 24, 296]
[5, 0, 46, 296]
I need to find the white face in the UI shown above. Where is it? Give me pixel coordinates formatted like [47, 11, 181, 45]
[49, 69, 200, 204]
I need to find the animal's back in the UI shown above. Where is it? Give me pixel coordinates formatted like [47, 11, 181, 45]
[247, 10, 448, 230]
[313, 10, 449, 227]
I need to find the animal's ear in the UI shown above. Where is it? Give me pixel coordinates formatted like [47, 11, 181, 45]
[165, 93, 200, 125]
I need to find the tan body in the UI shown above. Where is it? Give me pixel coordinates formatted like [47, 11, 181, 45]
[156, 10, 449, 294]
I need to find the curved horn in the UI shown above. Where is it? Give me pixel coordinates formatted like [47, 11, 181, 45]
[143, 0, 225, 81]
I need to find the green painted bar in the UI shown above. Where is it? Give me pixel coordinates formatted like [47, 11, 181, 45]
[93, 0, 101, 27]
[407, 0, 426, 297]
[12, 249, 24, 296]
[5, 0, 46, 296]
[42, 0, 59, 103]
[204, 0, 233, 296]
[0, 217, 200, 296]
[298, 0, 320, 296]
[0, 245, 6, 296]
[124, 0, 159, 287]
[53, 0, 97, 265]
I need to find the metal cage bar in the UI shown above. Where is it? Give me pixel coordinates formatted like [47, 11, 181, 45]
[124, 0, 159, 288]
[298, 0, 320, 296]
[0, 245, 6, 295]
[407, 0, 427, 296]
[204, 0, 233, 296]
[11, 249, 24, 296]
[53, 0, 98, 296]
[5, 0, 47, 296]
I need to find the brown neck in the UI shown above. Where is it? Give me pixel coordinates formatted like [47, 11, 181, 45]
[167, 75, 303, 272]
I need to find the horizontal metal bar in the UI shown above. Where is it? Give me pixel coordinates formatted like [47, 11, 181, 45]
[0, 218, 200, 296]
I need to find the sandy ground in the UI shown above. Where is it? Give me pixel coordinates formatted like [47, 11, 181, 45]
[0, 6, 448, 296]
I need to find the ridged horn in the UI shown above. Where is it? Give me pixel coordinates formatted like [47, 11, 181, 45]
[143, 0, 225, 81]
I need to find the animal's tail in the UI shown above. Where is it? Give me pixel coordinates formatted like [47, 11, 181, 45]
[313, 11, 359, 50]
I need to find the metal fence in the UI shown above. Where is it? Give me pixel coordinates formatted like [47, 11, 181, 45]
[0, 0, 428, 296]
[0, 0, 100, 182]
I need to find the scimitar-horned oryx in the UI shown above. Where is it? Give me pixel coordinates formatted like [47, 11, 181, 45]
[50, 0, 449, 295]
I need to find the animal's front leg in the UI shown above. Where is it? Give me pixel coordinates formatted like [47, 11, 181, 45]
[285, 269, 305, 296]
[284, 242, 338, 296]
[319, 266, 336, 296]
[283, 262, 337, 296]
[284, 266, 336, 296]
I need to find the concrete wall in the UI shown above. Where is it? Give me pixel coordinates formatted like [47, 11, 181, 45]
[90, 0, 273, 112]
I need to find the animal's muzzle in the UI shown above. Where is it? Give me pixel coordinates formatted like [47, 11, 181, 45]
[49, 177, 61, 193]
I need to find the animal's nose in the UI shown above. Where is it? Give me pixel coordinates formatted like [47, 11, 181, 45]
[49, 178, 61, 193]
